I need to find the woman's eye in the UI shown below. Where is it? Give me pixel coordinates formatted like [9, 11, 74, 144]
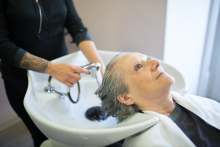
[134, 64, 143, 71]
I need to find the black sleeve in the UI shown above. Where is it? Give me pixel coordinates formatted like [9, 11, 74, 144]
[0, 0, 26, 66]
[64, 0, 92, 46]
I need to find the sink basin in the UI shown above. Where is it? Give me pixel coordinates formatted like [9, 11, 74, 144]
[24, 50, 187, 147]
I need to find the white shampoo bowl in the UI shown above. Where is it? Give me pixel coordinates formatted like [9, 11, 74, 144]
[24, 50, 187, 147]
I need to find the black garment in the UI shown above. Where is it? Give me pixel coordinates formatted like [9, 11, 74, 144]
[0, 0, 91, 66]
[2, 72, 47, 147]
[169, 103, 220, 147]
[0, 0, 91, 146]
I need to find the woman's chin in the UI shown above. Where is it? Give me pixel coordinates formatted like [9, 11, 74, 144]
[161, 72, 175, 85]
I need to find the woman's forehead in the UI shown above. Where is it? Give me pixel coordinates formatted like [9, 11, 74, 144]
[115, 53, 147, 70]
[120, 53, 147, 62]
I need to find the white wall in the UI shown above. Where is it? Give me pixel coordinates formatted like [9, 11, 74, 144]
[197, 0, 220, 98]
[207, 5, 220, 101]
[74, 0, 166, 59]
[164, 0, 211, 94]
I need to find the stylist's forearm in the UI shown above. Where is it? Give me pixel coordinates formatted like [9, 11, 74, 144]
[19, 52, 88, 86]
[78, 40, 103, 64]
[19, 52, 49, 73]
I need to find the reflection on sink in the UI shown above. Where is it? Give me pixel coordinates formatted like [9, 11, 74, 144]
[24, 50, 187, 147]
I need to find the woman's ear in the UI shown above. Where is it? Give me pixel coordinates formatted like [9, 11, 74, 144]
[117, 94, 134, 106]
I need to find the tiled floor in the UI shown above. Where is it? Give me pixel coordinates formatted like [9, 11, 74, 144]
[0, 121, 34, 147]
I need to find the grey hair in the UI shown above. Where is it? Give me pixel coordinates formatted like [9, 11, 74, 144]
[95, 54, 139, 122]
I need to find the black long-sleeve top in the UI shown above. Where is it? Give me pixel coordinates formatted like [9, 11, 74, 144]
[0, 0, 91, 67]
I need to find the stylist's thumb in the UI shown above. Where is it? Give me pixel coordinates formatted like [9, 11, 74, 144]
[71, 64, 88, 74]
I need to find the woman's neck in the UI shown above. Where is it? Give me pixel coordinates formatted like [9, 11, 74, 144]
[141, 92, 176, 115]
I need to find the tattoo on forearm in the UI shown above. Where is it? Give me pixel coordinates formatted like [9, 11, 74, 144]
[19, 52, 49, 73]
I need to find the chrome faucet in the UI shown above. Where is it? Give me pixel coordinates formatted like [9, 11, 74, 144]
[81, 63, 101, 77]
[44, 63, 101, 104]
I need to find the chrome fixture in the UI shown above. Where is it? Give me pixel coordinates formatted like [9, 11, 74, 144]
[44, 63, 101, 104]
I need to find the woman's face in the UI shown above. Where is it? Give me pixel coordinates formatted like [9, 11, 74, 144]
[115, 53, 174, 103]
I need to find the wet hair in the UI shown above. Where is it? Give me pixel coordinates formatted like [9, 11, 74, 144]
[95, 54, 139, 122]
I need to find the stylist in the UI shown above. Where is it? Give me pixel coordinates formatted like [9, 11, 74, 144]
[0, 0, 104, 146]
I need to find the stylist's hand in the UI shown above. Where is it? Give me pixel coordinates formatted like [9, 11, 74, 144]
[46, 63, 88, 87]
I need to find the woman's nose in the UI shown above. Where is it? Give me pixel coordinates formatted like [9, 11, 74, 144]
[147, 58, 160, 72]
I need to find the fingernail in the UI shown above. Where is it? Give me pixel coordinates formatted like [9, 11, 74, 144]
[83, 68, 89, 73]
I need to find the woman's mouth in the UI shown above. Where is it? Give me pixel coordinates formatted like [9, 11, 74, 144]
[156, 72, 163, 79]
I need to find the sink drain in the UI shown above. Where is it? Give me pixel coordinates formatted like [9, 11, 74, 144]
[85, 106, 108, 121]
